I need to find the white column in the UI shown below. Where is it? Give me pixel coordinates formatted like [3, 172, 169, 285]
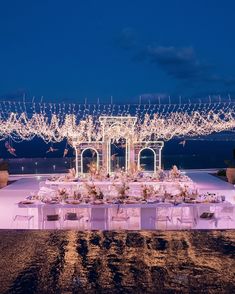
[107, 140, 110, 174]
[75, 147, 79, 177]
[158, 141, 164, 170]
[129, 140, 135, 172]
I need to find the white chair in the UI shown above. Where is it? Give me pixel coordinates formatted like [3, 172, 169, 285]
[62, 210, 84, 229]
[42, 214, 61, 229]
[219, 205, 234, 219]
[109, 207, 130, 230]
[177, 206, 197, 229]
[13, 215, 34, 229]
[151, 207, 172, 229]
[90, 207, 108, 230]
[12, 204, 35, 229]
[214, 205, 235, 228]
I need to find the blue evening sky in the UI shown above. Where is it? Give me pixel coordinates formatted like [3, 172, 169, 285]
[0, 0, 235, 104]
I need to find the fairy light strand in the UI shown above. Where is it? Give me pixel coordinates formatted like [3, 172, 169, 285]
[0, 100, 235, 145]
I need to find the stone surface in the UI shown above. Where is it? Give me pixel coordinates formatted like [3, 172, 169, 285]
[0, 230, 234, 293]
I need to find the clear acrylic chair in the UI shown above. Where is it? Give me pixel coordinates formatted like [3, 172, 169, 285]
[109, 207, 130, 230]
[13, 215, 34, 229]
[151, 206, 172, 230]
[177, 206, 197, 229]
[213, 205, 235, 228]
[90, 207, 108, 230]
[62, 209, 84, 229]
[42, 213, 61, 229]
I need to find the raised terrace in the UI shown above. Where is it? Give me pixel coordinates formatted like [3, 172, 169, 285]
[0, 169, 234, 230]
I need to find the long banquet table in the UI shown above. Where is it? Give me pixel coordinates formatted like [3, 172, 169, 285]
[45, 180, 193, 187]
[17, 200, 232, 230]
[44, 180, 195, 196]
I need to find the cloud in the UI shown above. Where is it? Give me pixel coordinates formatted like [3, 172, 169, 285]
[136, 45, 235, 90]
[145, 45, 211, 82]
[116, 29, 235, 94]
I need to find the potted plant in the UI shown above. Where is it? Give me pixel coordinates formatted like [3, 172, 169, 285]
[225, 160, 235, 184]
[0, 160, 9, 188]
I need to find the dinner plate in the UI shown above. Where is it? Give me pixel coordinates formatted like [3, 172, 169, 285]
[47, 201, 60, 204]
[147, 199, 157, 203]
[93, 200, 105, 205]
[66, 201, 80, 205]
[20, 200, 34, 205]
[124, 200, 138, 204]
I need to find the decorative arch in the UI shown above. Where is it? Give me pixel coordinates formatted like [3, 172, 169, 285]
[104, 122, 132, 142]
[108, 136, 128, 173]
[138, 147, 156, 173]
[81, 147, 99, 174]
[104, 123, 130, 173]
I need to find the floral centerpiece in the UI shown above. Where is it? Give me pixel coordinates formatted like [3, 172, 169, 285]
[84, 182, 104, 201]
[87, 161, 98, 177]
[113, 181, 130, 202]
[158, 169, 166, 181]
[178, 184, 190, 197]
[35, 186, 58, 203]
[93, 166, 106, 180]
[57, 188, 69, 202]
[73, 190, 81, 200]
[169, 165, 181, 179]
[141, 184, 154, 200]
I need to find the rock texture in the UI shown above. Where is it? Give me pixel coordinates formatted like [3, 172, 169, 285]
[0, 230, 234, 293]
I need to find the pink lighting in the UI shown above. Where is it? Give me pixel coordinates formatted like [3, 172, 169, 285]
[0, 171, 234, 231]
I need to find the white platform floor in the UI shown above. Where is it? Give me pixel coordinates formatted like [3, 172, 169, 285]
[0, 171, 234, 230]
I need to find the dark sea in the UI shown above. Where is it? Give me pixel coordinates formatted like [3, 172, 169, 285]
[1, 138, 235, 174]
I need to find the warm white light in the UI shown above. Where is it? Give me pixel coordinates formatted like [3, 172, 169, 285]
[0, 101, 235, 144]
[1, 101, 234, 176]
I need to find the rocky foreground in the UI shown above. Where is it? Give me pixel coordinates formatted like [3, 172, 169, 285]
[0, 230, 234, 293]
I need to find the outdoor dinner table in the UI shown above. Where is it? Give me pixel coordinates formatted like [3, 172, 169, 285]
[17, 200, 231, 230]
[45, 180, 193, 186]
[18, 200, 224, 209]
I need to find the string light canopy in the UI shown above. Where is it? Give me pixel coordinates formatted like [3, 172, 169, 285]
[0, 100, 235, 145]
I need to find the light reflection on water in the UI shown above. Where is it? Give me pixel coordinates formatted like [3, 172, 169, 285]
[0, 230, 234, 293]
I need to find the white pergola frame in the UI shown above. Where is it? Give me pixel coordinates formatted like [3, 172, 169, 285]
[73, 116, 164, 176]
